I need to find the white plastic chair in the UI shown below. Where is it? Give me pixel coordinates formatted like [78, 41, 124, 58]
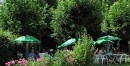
[95, 55, 100, 64]
[119, 54, 128, 64]
[100, 55, 108, 64]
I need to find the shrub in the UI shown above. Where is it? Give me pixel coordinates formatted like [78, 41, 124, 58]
[73, 33, 95, 66]
[52, 50, 69, 66]
[0, 28, 17, 65]
[44, 55, 53, 66]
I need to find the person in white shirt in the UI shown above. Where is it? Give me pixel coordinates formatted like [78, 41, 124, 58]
[39, 49, 46, 58]
[94, 47, 106, 57]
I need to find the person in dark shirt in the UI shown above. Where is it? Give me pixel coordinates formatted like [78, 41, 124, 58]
[17, 51, 23, 59]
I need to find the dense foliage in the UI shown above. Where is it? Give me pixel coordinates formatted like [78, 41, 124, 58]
[0, 0, 50, 36]
[52, 50, 69, 66]
[51, 0, 104, 41]
[101, 0, 130, 38]
[0, 28, 17, 65]
[73, 32, 94, 65]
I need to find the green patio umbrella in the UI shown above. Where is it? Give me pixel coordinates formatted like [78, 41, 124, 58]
[94, 39, 113, 45]
[15, 35, 41, 44]
[97, 35, 122, 40]
[58, 38, 76, 48]
[57, 46, 62, 48]
[15, 35, 41, 58]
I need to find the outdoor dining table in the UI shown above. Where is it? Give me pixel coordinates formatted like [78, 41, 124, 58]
[106, 53, 127, 64]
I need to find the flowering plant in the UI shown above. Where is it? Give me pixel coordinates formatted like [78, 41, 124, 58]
[5, 58, 28, 66]
[5, 58, 47, 66]
[5, 60, 15, 66]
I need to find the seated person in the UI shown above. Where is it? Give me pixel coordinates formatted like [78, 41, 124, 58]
[39, 49, 46, 58]
[28, 50, 36, 59]
[109, 46, 116, 54]
[94, 47, 106, 57]
[35, 51, 40, 58]
[17, 51, 23, 59]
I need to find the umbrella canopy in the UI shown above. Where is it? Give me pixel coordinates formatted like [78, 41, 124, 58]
[15, 35, 41, 44]
[94, 39, 113, 45]
[97, 35, 122, 40]
[58, 38, 76, 48]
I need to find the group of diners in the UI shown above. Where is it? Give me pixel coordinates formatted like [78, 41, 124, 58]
[17, 49, 55, 60]
[94, 46, 129, 64]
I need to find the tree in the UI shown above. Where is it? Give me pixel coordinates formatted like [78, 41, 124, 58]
[0, 0, 53, 64]
[101, 0, 130, 53]
[51, 0, 104, 42]
[0, 0, 50, 37]
[45, 0, 58, 8]
[100, 0, 118, 6]
[101, 0, 130, 38]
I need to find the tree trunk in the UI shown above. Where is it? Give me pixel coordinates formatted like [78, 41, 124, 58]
[128, 35, 130, 55]
[39, 34, 42, 52]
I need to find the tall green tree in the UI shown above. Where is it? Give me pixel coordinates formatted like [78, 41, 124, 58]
[100, 0, 118, 6]
[51, 0, 104, 42]
[0, 0, 50, 37]
[45, 0, 58, 8]
[101, 0, 130, 38]
[101, 0, 130, 53]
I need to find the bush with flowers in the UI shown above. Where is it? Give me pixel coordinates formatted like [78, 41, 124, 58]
[28, 58, 46, 66]
[5, 58, 28, 66]
[5, 58, 47, 66]
[5, 54, 54, 66]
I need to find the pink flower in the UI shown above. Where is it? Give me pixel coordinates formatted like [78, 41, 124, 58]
[5, 62, 11, 66]
[17, 58, 28, 66]
[36, 58, 44, 62]
[5, 60, 15, 66]
[10, 60, 15, 64]
[18, 59, 22, 64]
[5, 58, 28, 66]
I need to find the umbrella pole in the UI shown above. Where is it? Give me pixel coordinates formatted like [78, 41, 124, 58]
[39, 44, 40, 52]
[117, 40, 120, 52]
[25, 44, 29, 59]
